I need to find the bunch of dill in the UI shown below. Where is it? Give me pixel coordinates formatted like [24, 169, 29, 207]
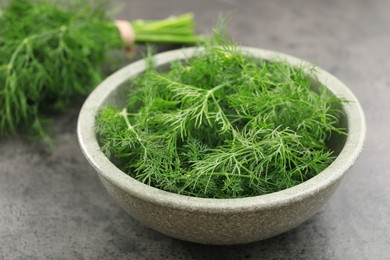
[0, 0, 123, 140]
[0, 0, 203, 141]
[96, 36, 346, 198]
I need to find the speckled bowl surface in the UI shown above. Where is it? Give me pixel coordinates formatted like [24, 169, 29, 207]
[77, 47, 365, 245]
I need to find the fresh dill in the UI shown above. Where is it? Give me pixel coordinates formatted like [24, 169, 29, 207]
[0, 0, 203, 140]
[0, 0, 122, 140]
[96, 33, 346, 198]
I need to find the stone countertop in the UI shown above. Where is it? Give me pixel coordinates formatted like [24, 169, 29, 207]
[1, 0, 389, 259]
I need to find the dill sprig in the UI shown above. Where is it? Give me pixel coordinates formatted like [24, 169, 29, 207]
[96, 34, 346, 198]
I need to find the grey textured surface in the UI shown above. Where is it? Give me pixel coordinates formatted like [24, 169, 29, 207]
[0, 0, 389, 259]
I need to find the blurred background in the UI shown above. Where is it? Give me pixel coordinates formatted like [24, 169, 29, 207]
[1, 0, 389, 259]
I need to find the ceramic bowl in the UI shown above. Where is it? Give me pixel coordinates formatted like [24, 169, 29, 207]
[77, 47, 365, 245]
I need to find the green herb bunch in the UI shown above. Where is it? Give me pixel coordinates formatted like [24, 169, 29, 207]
[0, 0, 203, 140]
[96, 34, 346, 198]
[0, 0, 123, 139]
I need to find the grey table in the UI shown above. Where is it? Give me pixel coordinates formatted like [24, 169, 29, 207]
[1, 0, 389, 259]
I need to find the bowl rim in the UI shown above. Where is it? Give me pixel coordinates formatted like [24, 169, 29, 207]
[77, 46, 366, 213]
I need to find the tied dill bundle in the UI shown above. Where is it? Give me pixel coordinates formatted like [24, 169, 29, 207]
[96, 35, 346, 198]
[0, 0, 203, 140]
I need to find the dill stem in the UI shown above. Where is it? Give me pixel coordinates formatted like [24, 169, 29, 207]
[196, 171, 252, 179]
[131, 13, 203, 44]
[119, 108, 148, 159]
[208, 82, 228, 94]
